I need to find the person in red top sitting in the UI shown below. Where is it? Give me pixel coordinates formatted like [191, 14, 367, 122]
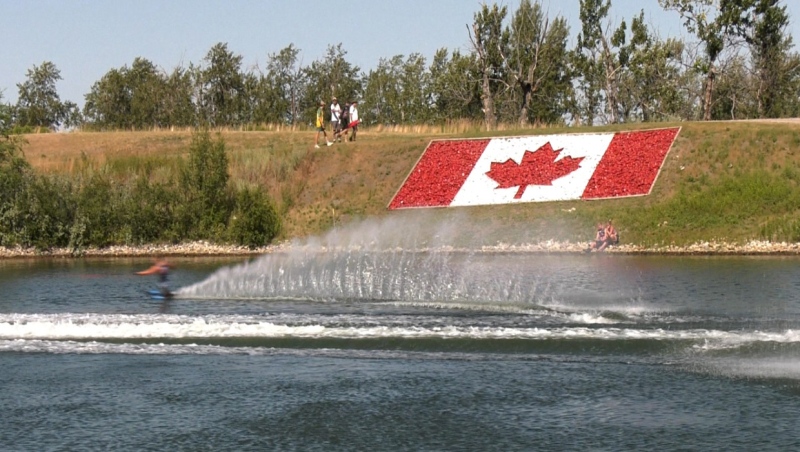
[604, 220, 619, 248]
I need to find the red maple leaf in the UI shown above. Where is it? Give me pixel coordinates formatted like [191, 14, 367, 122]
[486, 142, 584, 199]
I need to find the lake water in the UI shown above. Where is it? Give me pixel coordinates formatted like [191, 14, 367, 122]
[3, 249, 800, 451]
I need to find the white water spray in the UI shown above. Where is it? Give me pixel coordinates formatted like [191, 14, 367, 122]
[180, 212, 561, 304]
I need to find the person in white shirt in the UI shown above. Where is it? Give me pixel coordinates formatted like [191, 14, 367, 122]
[330, 98, 342, 140]
[348, 101, 359, 141]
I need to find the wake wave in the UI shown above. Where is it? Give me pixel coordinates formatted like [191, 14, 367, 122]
[2, 313, 798, 345]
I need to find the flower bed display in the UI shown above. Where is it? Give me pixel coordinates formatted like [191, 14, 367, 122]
[388, 128, 680, 209]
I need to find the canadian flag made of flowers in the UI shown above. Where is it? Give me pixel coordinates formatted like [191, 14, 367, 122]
[388, 127, 680, 209]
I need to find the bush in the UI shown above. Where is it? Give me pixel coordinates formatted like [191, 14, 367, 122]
[178, 129, 234, 239]
[123, 177, 179, 244]
[228, 186, 281, 248]
[73, 173, 123, 247]
[20, 175, 75, 250]
[0, 127, 285, 250]
[0, 134, 32, 245]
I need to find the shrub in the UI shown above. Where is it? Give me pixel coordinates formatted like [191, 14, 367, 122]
[20, 175, 75, 250]
[0, 134, 32, 245]
[73, 173, 123, 247]
[228, 186, 281, 248]
[178, 129, 234, 238]
[123, 177, 179, 244]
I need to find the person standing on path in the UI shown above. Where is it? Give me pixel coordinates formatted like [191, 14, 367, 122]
[315, 101, 332, 148]
[348, 101, 360, 142]
[335, 102, 351, 142]
[330, 97, 342, 141]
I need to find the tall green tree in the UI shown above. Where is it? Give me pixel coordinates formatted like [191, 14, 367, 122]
[84, 58, 184, 129]
[0, 93, 33, 244]
[363, 55, 404, 124]
[710, 54, 754, 119]
[162, 66, 197, 127]
[363, 53, 431, 124]
[303, 44, 361, 124]
[659, 0, 756, 120]
[746, 0, 799, 117]
[570, 2, 605, 125]
[265, 44, 307, 125]
[397, 53, 431, 124]
[573, 0, 630, 124]
[15, 61, 70, 129]
[501, 0, 571, 125]
[198, 43, 246, 126]
[469, 3, 509, 128]
[126, 58, 166, 128]
[429, 48, 482, 123]
[0, 93, 11, 133]
[83, 67, 131, 129]
[618, 11, 687, 121]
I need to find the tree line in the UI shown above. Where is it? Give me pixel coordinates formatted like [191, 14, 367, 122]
[3, 0, 799, 132]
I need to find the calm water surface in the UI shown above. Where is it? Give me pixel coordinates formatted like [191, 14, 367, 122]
[2, 252, 800, 451]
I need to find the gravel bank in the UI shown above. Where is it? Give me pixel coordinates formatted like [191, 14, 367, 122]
[3, 239, 800, 258]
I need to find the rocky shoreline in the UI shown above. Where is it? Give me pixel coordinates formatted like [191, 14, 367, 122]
[3, 239, 800, 259]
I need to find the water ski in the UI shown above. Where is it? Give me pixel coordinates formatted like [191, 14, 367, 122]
[147, 289, 174, 300]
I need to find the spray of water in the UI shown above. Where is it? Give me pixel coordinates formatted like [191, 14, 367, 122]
[179, 211, 559, 304]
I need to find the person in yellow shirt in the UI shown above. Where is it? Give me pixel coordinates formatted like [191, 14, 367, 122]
[315, 101, 332, 148]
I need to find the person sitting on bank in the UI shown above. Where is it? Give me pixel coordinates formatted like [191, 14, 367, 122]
[604, 220, 619, 247]
[588, 223, 607, 252]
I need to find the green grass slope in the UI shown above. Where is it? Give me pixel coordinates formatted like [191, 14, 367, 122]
[21, 120, 800, 248]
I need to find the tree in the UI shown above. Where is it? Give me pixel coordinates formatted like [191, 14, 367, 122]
[573, 0, 630, 124]
[162, 65, 197, 127]
[15, 61, 69, 129]
[618, 12, 687, 121]
[363, 53, 431, 125]
[127, 57, 166, 128]
[398, 53, 432, 124]
[265, 44, 307, 125]
[84, 57, 186, 130]
[710, 54, 754, 119]
[61, 101, 82, 129]
[659, 0, 756, 120]
[746, 0, 799, 117]
[0, 92, 35, 245]
[84, 68, 131, 129]
[429, 48, 482, 123]
[469, 4, 509, 129]
[198, 43, 246, 126]
[501, 0, 571, 125]
[363, 55, 404, 124]
[303, 44, 361, 125]
[0, 93, 11, 133]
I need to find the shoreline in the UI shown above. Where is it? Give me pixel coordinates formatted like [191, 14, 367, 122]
[3, 239, 800, 259]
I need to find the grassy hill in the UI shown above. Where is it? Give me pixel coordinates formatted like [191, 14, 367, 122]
[18, 120, 800, 248]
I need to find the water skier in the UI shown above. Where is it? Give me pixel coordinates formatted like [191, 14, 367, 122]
[136, 259, 174, 297]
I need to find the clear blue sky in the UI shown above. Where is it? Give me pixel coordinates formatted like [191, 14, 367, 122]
[2, 0, 799, 108]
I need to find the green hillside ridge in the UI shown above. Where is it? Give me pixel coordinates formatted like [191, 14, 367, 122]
[18, 120, 800, 250]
